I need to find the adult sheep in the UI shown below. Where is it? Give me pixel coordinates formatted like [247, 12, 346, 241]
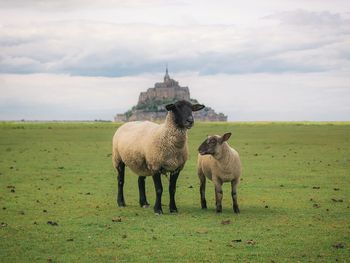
[197, 132, 241, 213]
[112, 100, 205, 214]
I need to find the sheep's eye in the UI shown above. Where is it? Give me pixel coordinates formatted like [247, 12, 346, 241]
[209, 139, 216, 145]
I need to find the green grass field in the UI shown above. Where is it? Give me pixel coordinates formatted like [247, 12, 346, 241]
[0, 122, 349, 262]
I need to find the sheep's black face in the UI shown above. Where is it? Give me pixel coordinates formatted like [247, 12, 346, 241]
[198, 133, 232, 155]
[166, 100, 205, 129]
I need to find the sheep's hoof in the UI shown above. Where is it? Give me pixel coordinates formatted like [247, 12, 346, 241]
[140, 201, 150, 208]
[169, 208, 178, 213]
[233, 205, 240, 214]
[216, 205, 222, 213]
[201, 200, 207, 209]
[117, 201, 126, 207]
[154, 208, 163, 215]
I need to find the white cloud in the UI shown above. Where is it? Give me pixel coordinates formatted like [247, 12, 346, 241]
[186, 72, 350, 121]
[0, 71, 349, 121]
[0, 2, 349, 121]
[0, 73, 158, 120]
[1, 10, 350, 76]
[1, 1, 350, 26]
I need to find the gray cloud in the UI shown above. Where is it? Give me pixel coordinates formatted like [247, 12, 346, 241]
[1, 5, 349, 121]
[265, 9, 349, 27]
[0, 0, 171, 11]
[1, 10, 349, 77]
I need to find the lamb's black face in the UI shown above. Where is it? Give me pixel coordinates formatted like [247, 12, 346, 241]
[165, 100, 205, 129]
[198, 133, 232, 155]
[198, 136, 219, 155]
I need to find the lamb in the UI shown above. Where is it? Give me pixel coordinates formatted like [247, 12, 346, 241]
[197, 132, 241, 213]
[112, 100, 205, 214]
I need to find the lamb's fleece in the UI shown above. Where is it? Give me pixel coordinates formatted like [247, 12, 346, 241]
[197, 139, 241, 183]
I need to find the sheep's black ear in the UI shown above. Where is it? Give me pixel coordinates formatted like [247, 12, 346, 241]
[165, 103, 176, 111]
[192, 104, 205, 111]
[220, 132, 232, 143]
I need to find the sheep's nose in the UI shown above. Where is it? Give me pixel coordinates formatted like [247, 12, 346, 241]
[187, 116, 194, 123]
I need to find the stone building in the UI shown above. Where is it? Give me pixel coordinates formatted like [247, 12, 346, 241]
[138, 68, 190, 104]
[114, 68, 227, 122]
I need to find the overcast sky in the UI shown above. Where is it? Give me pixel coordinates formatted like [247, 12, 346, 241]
[0, 0, 349, 121]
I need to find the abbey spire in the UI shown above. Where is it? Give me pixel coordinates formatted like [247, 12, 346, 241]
[164, 65, 170, 82]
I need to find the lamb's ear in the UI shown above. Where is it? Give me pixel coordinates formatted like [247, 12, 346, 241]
[220, 132, 232, 143]
[165, 103, 175, 111]
[192, 104, 205, 112]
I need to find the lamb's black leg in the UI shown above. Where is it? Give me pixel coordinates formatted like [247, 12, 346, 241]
[231, 179, 240, 214]
[214, 180, 223, 213]
[138, 176, 149, 208]
[116, 162, 126, 207]
[152, 172, 163, 214]
[169, 170, 180, 213]
[199, 173, 207, 209]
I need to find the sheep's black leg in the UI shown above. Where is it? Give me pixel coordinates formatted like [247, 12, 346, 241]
[231, 179, 240, 214]
[138, 176, 149, 208]
[169, 170, 180, 213]
[214, 180, 223, 213]
[116, 162, 126, 207]
[152, 172, 163, 215]
[199, 173, 207, 209]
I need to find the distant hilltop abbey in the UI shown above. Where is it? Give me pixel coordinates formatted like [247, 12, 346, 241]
[114, 68, 227, 122]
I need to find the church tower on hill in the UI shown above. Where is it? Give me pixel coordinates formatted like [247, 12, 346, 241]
[164, 66, 170, 82]
[138, 67, 190, 104]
